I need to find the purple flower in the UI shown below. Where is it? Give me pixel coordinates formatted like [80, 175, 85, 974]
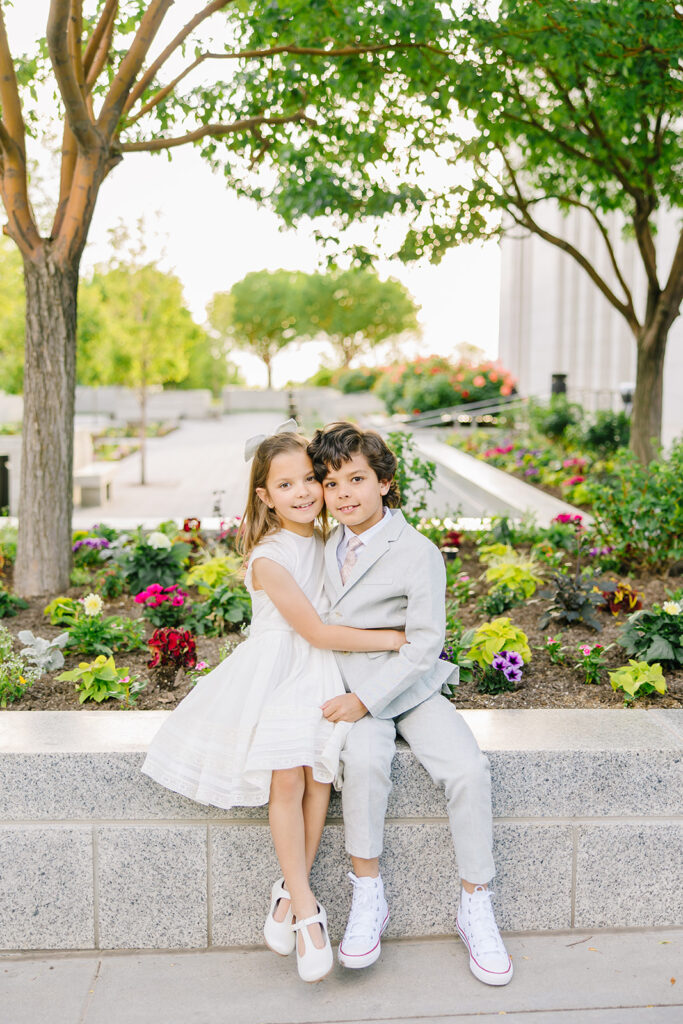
[504, 650, 523, 668]
[491, 653, 507, 671]
[503, 667, 522, 683]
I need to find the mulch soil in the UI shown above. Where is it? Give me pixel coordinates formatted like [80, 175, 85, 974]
[1, 540, 682, 712]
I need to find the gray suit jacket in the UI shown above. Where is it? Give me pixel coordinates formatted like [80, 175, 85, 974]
[323, 509, 458, 719]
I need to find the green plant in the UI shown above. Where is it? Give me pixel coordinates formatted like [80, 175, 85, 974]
[57, 655, 139, 704]
[582, 409, 630, 455]
[574, 642, 612, 685]
[446, 567, 473, 606]
[0, 523, 18, 563]
[477, 585, 522, 617]
[0, 626, 39, 707]
[440, 631, 476, 688]
[467, 618, 531, 669]
[186, 584, 252, 636]
[69, 566, 92, 586]
[0, 585, 28, 618]
[134, 584, 189, 628]
[65, 612, 146, 656]
[386, 431, 436, 526]
[334, 367, 378, 393]
[528, 395, 583, 439]
[17, 630, 69, 673]
[609, 661, 667, 705]
[43, 595, 82, 626]
[110, 534, 192, 593]
[93, 565, 126, 599]
[484, 561, 543, 600]
[616, 599, 683, 668]
[535, 634, 567, 665]
[477, 649, 524, 694]
[586, 441, 683, 574]
[184, 553, 242, 594]
[601, 581, 643, 616]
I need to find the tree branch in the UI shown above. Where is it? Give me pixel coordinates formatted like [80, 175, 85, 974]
[119, 110, 313, 152]
[656, 225, 683, 338]
[84, 0, 117, 95]
[541, 192, 636, 318]
[499, 150, 639, 332]
[83, 0, 117, 78]
[47, 0, 100, 150]
[98, 0, 173, 140]
[0, 11, 27, 156]
[123, 0, 231, 117]
[124, 57, 203, 127]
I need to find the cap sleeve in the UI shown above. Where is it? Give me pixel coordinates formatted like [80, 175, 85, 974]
[246, 532, 296, 583]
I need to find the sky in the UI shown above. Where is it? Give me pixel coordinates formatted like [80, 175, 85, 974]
[4, 4, 501, 388]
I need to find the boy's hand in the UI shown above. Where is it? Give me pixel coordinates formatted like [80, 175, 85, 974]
[321, 693, 368, 723]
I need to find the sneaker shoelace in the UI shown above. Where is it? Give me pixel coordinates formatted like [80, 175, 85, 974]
[344, 876, 381, 942]
[465, 890, 505, 957]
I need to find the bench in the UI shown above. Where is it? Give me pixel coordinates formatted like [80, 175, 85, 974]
[73, 462, 115, 507]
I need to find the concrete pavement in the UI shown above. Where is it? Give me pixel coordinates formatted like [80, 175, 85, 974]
[1, 929, 681, 1023]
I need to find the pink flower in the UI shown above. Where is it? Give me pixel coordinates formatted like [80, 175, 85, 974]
[581, 645, 591, 656]
[172, 596, 184, 606]
[500, 383, 512, 396]
[473, 374, 486, 388]
[196, 661, 208, 671]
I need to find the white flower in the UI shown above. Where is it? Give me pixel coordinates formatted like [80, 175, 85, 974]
[662, 601, 681, 615]
[147, 531, 172, 550]
[81, 593, 103, 617]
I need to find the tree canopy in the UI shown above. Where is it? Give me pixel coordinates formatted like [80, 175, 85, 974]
[207, 269, 307, 388]
[302, 268, 420, 366]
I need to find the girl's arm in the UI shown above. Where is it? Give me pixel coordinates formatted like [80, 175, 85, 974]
[252, 557, 405, 652]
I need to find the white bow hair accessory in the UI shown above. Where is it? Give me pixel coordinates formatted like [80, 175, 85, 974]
[243, 418, 299, 462]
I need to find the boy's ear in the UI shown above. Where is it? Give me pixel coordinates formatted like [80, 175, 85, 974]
[379, 479, 391, 496]
[255, 486, 273, 509]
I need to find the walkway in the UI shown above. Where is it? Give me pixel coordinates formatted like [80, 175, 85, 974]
[2, 929, 680, 1023]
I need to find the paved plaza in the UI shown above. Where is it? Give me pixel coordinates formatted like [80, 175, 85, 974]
[1, 929, 681, 1023]
[71, 413, 476, 528]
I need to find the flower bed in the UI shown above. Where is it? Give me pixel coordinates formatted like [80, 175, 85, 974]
[1, 508, 681, 712]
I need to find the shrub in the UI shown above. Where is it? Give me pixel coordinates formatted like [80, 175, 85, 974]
[386, 431, 436, 526]
[528, 395, 583, 439]
[582, 409, 630, 454]
[65, 596, 146, 656]
[333, 367, 379, 393]
[108, 532, 192, 593]
[0, 524, 18, 564]
[17, 630, 69, 673]
[184, 553, 242, 594]
[58, 655, 141, 704]
[586, 441, 683, 574]
[376, 355, 516, 414]
[186, 583, 252, 636]
[148, 627, 197, 672]
[72, 533, 111, 568]
[0, 625, 39, 707]
[0, 585, 28, 618]
[477, 586, 522, 617]
[538, 569, 606, 631]
[467, 618, 531, 669]
[44, 595, 82, 626]
[609, 661, 667, 705]
[616, 599, 683, 668]
[135, 584, 189, 628]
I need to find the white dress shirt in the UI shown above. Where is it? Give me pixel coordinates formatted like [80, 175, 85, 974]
[336, 506, 393, 572]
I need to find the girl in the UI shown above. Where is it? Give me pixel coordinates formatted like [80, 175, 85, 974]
[141, 424, 405, 983]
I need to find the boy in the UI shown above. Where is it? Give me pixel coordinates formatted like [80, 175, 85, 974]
[308, 422, 512, 986]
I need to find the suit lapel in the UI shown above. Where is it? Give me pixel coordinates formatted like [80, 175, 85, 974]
[324, 525, 344, 603]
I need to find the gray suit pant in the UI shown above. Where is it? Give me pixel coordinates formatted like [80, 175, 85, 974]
[339, 693, 495, 884]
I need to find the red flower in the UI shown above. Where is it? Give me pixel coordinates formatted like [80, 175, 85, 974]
[148, 628, 197, 669]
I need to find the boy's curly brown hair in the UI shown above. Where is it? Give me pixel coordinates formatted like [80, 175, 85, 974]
[307, 421, 401, 508]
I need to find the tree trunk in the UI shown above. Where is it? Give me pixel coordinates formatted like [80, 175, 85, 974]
[265, 357, 272, 390]
[630, 320, 668, 466]
[139, 381, 147, 486]
[15, 247, 79, 596]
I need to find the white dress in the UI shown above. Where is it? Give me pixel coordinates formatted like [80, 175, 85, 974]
[140, 528, 351, 809]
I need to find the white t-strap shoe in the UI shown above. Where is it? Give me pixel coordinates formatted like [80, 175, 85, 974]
[292, 903, 334, 983]
[263, 878, 295, 955]
[338, 872, 389, 969]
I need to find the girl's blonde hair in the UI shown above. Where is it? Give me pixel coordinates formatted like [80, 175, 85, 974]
[237, 432, 323, 560]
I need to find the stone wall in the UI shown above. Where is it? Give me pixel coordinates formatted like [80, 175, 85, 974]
[1, 709, 681, 952]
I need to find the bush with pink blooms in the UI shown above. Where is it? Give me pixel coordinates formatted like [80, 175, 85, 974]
[375, 355, 517, 414]
[134, 584, 189, 628]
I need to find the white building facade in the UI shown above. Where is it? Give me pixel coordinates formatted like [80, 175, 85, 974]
[498, 204, 682, 448]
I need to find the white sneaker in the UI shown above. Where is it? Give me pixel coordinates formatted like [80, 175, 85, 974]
[456, 885, 513, 986]
[338, 872, 389, 969]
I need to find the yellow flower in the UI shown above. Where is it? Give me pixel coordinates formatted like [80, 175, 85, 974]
[19, 676, 26, 685]
[662, 601, 681, 615]
[82, 593, 103, 617]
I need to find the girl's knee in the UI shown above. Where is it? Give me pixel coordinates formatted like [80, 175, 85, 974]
[270, 767, 305, 802]
[303, 765, 331, 792]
